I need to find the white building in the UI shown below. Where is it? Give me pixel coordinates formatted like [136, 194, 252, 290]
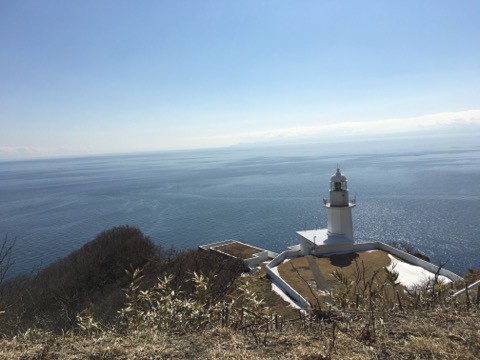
[297, 168, 356, 255]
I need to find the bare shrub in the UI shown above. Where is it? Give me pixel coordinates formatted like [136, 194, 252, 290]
[151, 249, 246, 302]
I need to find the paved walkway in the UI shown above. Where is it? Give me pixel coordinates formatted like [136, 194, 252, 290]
[306, 255, 329, 290]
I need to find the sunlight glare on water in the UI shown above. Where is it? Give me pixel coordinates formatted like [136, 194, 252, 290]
[1, 135, 479, 277]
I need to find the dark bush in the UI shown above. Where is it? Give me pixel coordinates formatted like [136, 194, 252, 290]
[1, 226, 157, 332]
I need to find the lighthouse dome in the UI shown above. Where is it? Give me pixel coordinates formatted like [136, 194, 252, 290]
[330, 168, 347, 182]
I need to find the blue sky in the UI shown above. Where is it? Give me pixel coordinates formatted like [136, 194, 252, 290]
[1, 1, 479, 158]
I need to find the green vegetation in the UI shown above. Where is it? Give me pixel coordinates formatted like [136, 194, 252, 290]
[0, 227, 478, 359]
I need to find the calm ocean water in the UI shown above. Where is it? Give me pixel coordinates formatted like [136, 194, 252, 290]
[1, 135, 479, 277]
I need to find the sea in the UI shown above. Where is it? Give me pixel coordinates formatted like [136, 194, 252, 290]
[1, 134, 479, 278]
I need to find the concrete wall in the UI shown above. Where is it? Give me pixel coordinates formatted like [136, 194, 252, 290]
[453, 280, 480, 298]
[299, 236, 312, 255]
[311, 242, 356, 256]
[266, 249, 311, 309]
[199, 240, 235, 251]
[245, 251, 269, 268]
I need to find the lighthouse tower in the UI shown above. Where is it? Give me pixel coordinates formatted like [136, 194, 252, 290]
[296, 168, 356, 254]
[324, 168, 355, 241]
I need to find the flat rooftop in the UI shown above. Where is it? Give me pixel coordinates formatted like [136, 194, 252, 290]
[213, 241, 263, 260]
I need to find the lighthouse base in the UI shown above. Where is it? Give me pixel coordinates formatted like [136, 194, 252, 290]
[297, 228, 354, 256]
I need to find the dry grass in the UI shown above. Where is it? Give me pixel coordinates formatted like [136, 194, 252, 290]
[2, 247, 478, 359]
[1, 308, 478, 359]
[238, 264, 300, 318]
[277, 250, 408, 305]
[1, 259, 479, 359]
[215, 242, 263, 260]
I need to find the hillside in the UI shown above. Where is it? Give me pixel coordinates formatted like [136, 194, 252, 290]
[0, 226, 478, 359]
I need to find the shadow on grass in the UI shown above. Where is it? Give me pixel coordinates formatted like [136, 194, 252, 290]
[328, 252, 359, 267]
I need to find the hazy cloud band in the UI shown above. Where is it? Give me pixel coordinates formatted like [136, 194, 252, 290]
[200, 109, 480, 144]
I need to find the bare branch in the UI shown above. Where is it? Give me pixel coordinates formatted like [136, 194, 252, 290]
[0, 235, 16, 286]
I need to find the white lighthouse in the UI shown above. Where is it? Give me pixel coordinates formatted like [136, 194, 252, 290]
[325, 168, 355, 241]
[296, 168, 356, 255]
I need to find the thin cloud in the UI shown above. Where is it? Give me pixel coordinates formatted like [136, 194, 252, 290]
[2, 109, 479, 159]
[199, 109, 480, 144]
[0, 146, 79, 157]
[0, 146, 40, 154]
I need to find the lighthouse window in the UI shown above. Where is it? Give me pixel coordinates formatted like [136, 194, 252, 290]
[331, 181, 348, 191]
